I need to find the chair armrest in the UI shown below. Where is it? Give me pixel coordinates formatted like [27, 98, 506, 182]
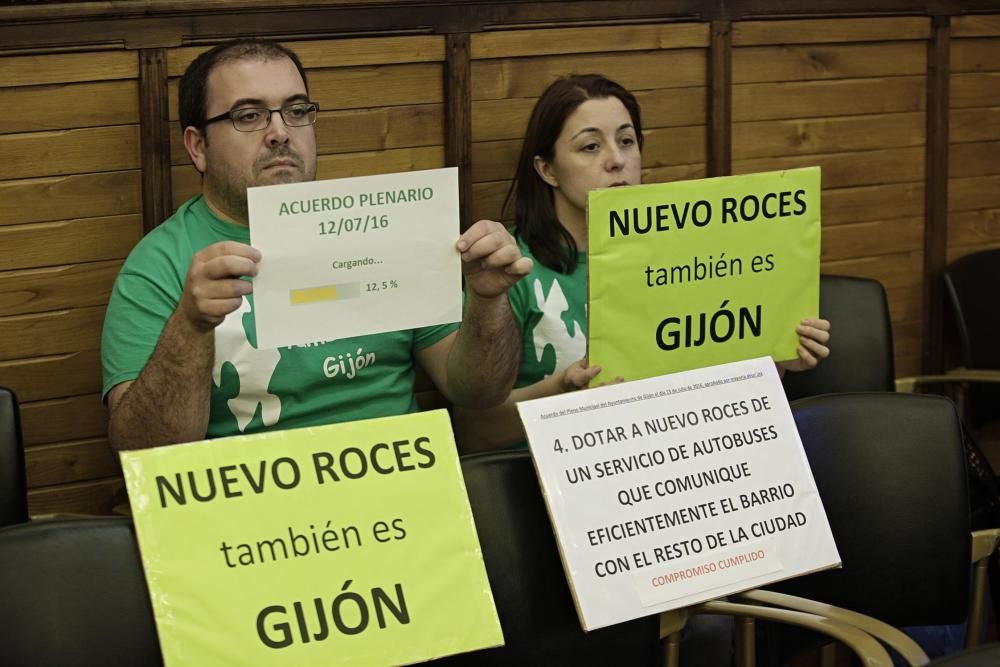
[967, 529, 1000, 647]
[694, 598, 896, 667]
[971, 528, 1000, 564]
[896, 369, 1000, 393]
[29, 512, 103, 521]
[735, 589, 929, 666]
[659, 608, 689, 638]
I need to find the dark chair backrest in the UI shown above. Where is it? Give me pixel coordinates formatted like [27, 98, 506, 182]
[434, 450, 661, 665]
[944, 249, 1000, 372]
[781, 275, 895, 401]
[769, 393, 971, 627]
[944, 250, 1000, 426]
[0, 386, 28, 526]
[0, 517, 163, 666]
[927, 643, 1000, 666]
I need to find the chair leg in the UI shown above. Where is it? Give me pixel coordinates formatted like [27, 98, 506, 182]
[819, 642, 837, 667]
[967, 557, 989, 647]
[735, 616, 755, 667]
[664, 630, 681, 667]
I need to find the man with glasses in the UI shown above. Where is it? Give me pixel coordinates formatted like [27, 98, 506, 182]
[101, 39, 531, 449]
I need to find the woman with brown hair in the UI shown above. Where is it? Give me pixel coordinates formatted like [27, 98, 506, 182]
[454, 74, 830, 452]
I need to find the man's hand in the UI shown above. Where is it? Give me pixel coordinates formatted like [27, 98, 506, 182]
[457, 220, 533, 299]
[179, 241, 261, 333]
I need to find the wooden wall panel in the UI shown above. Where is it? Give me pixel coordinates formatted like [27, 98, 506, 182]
[24, 438, 119, 488]
[469, 181, 508, 225]
[733, 17, 930, 378]
[473, 50, 707, 101]
[19, 393, 107, 447]
[732, 76, 925, 121]
[470, 24, 708, 59]
[951, 141, 1000, 179]
[0, 80, 138, 135]
[732, 17, 930, 45]
[734, 146, 925, 189]
[951, 15, 1000, 38]
[733, 112, 925, 158]
[0, 171, 141, 227]
[948, 20, 1000, 263]
[732, 43, 926, 84]
[0, 126, 139, 180]
[949, 209, 1000, 248]
[469, 23, 709, 223]
[0, 51, 136, 87]
[822, 183, 926, 225]
[27, 478, 125, 517]
[0, 350, 102, 403]
[951, 73, 1000, 108]
[0, 261, 123, 318]
[0, 215, 141, 272]
[0, 50, 139, 517]
[0, 306, 104, 362]
[950, 108, 1000, 144]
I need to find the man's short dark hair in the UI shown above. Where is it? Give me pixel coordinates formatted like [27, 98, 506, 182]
[178, 38, 309, 132]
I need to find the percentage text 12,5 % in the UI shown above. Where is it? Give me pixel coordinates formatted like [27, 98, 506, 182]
[366, 280, 400, 293]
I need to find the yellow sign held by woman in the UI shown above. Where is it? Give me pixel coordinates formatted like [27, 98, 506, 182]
[121, 410, 502, 666]
[587, 168, 821, 380]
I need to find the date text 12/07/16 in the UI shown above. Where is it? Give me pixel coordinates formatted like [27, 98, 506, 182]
[318, 215, 389, 236]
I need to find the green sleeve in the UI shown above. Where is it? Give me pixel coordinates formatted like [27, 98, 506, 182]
[101, 265, 183, 400]
[412, 321, 460, 351]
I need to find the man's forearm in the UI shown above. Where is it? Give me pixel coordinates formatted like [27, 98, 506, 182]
[108, 310, 215, 450]
[446, 292, 521, 408]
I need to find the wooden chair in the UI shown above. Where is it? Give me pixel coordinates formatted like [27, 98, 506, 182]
[749, 393, 1000, 666]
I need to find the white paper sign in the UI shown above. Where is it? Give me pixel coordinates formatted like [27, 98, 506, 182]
[248, 167, 461, 348]
[517, 357, 840, 631]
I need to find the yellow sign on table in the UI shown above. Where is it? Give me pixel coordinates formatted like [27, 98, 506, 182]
[121, 410, 502, 666]
[587, 168, 821, 381]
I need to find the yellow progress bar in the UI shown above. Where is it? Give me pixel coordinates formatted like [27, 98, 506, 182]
[289, 281, 361, 305]
[290, 285, 339, 305]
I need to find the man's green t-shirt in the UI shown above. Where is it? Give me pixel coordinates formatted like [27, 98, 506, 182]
[101, 195, 458, 438]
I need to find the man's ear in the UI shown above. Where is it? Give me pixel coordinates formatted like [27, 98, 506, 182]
[183, 126, 208, 174]
[533, 155, 559, 188]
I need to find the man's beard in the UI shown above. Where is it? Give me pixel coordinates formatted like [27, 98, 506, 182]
[253, 146, 308, 184]
[204, 148, 315, 222]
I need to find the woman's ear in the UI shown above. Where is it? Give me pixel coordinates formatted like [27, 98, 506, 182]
[533, 155, 559, 188]
[183, 126, 208, 174]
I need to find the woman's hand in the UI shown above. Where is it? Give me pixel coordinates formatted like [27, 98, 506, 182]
[777, 318, 831, 373]
[560, 360, 624, 391]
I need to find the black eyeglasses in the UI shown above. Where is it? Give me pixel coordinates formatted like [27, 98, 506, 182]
[203, 101, 320, 132]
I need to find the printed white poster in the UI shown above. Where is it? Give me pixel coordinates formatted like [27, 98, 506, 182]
[517, 357, 840, 630]
[249, 167, 461, 348]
